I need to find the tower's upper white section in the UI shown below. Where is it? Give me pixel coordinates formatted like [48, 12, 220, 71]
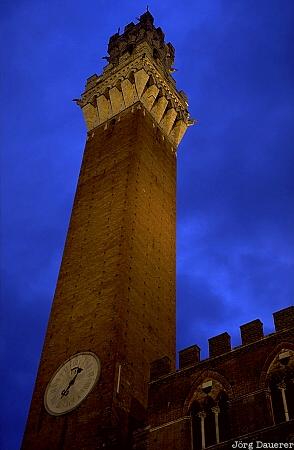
[76, 11, 194, 149]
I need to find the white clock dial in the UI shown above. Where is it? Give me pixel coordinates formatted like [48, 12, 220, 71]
[44, 351, 101, 416]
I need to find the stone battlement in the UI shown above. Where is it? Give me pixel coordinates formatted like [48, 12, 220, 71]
[75, 10, 193, 149]
[107, 11, 175, 74]
[150, 306, 294, 379]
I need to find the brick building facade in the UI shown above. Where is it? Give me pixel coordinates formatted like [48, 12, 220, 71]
[135, 306, 294, 449]
[22, 11, 294, 450]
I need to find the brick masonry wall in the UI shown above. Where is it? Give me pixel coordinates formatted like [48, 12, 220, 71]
[22, 104, 177, 450]
[145, 327, 294, 449]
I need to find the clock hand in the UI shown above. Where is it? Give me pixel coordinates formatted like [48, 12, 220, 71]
[68, 367, 83, 388]
[61, 367, 83, 398]
[61, 375, 78, 397]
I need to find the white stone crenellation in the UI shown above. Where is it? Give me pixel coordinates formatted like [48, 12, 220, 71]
[76, 42, 194, 149]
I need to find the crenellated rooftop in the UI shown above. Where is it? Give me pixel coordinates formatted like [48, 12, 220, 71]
[75, 10, 194, 149]
[107, 11, 175, 76]
[150, 305, 294, 380]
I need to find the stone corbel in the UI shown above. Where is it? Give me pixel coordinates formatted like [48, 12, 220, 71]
[79, 55, 192, 149]
[82, 102, 99, 130]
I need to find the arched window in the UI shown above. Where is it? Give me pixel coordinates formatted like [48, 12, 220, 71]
[190, 380, 231, 449]
[218, 391, 230, 442]
[153, 48, 160, 60]
[267, 350, 294, 424]
[126, 44, 134, 55]
[191, 401, 202, 450]
[203, 395, 216, 447]
[269, 377, 285, 424]
[287, 375, 294, 419]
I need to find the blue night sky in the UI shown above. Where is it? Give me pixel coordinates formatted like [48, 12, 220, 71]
[1, 1, 294, 449]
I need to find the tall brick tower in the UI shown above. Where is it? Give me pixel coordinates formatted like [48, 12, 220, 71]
[22, 11, 192, 450]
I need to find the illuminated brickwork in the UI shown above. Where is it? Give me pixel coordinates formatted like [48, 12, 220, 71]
[22, 102, 180, 449]
[135, 307, 294, 449]
[22, 10, 193, 449]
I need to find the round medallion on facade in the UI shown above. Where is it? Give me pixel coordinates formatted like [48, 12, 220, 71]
[44, 351, 101, 416]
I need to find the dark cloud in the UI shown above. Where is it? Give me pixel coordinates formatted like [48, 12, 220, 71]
[0, 275, 50, 450]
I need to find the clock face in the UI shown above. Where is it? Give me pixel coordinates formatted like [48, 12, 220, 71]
[44, 351, 101, 416]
